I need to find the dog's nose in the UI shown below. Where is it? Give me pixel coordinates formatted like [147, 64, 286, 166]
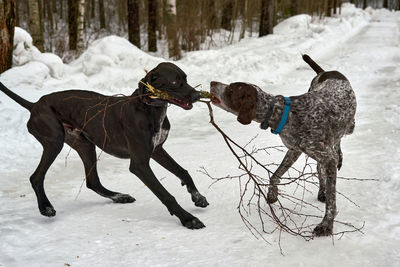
[191, 91, 201, 102]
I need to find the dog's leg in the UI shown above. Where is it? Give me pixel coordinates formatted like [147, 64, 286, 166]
[152, 146, 209, 208]
[313, 155, 337, 236]
[27, 111, 65, 217]
[303, 145, 338, 236]
[317, 163, 327, 202]
[30, 143, 63, 217]
[65, 135, 135, 203]
[128, 139, 204, 229]
[267, 149, 301, 204]
[335, 141, 343, 170]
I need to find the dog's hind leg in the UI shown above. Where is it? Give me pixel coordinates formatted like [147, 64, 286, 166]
[27, 110, 65, 217]
[267, 149, 301, 204]
[30, 143, 63, 217]
[335, 141, 343, 170]
[317, 163, 327, 202]
[304, 146, 338, 236]
[64, 134, 135, 204]
[151, 146, 209, 208]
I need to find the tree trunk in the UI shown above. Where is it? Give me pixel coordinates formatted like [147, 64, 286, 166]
[148, 0, 157, 52]
[240, 0, 247, 39]
[99, 0, 105, 28]
[165, 0, 181, 59]
[383, 0, 388, 8]
[221, 0, 233, 31]
[76, 0, 85, 55]
[0, 0, 17, 73]
[127, 0, 140, 48]
[28, 0, 44, 51]
[290, 0, 299, 15]
[333, 0, 337, 14]
[363, 0, 367, 9]
[68, 0, 77, 50]
[326, 0, 333, 17]
[259, 0, 273, 37]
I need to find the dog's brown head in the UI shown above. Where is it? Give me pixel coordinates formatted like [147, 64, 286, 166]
[210, 81, 257, 125]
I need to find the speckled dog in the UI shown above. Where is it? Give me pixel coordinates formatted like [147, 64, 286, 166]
[210, 55, 356, 236]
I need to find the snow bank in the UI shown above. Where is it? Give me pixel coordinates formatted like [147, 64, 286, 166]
[13, 27, 64, 79]
[274, 14, 312, 36]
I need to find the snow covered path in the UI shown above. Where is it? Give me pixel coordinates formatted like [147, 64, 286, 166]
[1, 6, 399, 267]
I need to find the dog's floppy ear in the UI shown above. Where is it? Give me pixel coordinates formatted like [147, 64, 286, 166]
[237, 87, 257, 125]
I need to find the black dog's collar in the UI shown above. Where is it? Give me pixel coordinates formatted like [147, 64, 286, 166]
[260, 97, 276, 130]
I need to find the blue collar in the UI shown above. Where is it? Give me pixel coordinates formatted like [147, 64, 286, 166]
[271, 97, 291, 134]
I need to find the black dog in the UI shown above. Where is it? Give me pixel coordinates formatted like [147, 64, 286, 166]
[0, 62, 208, 229]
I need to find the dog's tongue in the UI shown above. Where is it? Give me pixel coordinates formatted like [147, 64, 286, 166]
[210, 94, 221, 104]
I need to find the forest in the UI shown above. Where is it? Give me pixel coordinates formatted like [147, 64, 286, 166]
[1, 0, 399, 73]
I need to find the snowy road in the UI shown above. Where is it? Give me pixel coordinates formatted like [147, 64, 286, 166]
[1, 5, 399, 267]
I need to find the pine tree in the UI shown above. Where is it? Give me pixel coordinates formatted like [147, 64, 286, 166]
[0, 0, 17, 73]
[28, 0, 44, 51]
[127, 0, 140, 48]
[259, 0, 274, 37]
[148, 0, 157, 52]
[68, 0, 77, 50]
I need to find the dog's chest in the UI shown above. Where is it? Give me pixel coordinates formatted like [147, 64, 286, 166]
[152, 110, 169, 148]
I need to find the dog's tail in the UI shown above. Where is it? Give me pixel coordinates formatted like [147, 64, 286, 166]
[302, 54, 324, 74]
[0, 82, 34, 111]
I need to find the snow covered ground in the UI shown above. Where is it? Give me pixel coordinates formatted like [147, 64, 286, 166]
[1, 4, 399, 267]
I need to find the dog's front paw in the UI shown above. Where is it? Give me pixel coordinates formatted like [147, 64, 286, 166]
[313, 222, 333, 236]
[111, 193, 136, 203]
[191, 192, 209, 208]
[182, 217, 205, 229]
[40, 206, 56, 217]
[266, 186, 278, 204]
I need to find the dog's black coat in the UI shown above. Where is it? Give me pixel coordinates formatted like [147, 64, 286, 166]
[0, 62, 208, 229]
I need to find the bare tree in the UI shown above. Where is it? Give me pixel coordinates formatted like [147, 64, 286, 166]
[326, 0, 333, 16]
[148, 0, 157, 52]
[127, 0, 140, 48]
[68, 0, 77, 50]
[291, 0, 299, 15]
[28, 0, 44, 51]
[221, 0, 233, 31]
[76, 0, 85, 55]
[165, 0, 181, 59]
[99, 0, 105, 29]
[259, 0, 274, 37]
[0, 0, 17, 73]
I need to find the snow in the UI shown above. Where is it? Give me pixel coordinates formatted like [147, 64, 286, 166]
[1, 4, 400, 267]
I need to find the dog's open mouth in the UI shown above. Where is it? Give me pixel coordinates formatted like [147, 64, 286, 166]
[168, 98, 193, 110]
[210, 94, 221, 105]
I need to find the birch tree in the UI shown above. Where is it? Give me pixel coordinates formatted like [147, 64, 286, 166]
[76, 0, 85, 55]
